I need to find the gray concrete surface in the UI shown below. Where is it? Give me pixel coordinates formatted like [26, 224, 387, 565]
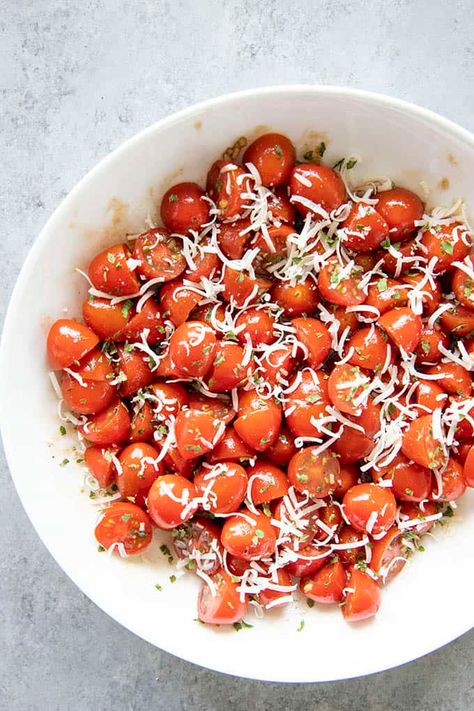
[1, 1, 474, 709]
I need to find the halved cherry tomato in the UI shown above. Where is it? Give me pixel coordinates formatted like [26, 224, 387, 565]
[402, 414, 447, 469]
[47, 319, 99, 370]
[61, 371, 115, 415]
[88, 243, 141, 296]
[343, 483, 397, 535]
[194, 462, 247, 514]
[398, 501, 440, 534]
[415, 328, 448, 364]
[234, 390, 282, 452]
[415, 380, 448, 412]
[283, 544, 331, 577]
[342, 567, 381, 622]
[271, 279, 319, 316]
[366, 278, 409, 314]
[121, 297, 165, 345]
[285, 369, 331, 437]
[236, 307, 276, 346]
[435, 458, 466, 501]
[402, 273, 441, 315]
[207, 426, 255, 463]
[317, 258, 365, 306]
[332, 400, 380, 463]
[168, 321, 217, 378]
[288, 447, 341, 498]
[172, 517, 222, 575]
[187, 393, 235, 425]
[333, 464, 359, 499]
[160, 182, 210, 234]
[84, 445, 119, 488]
[217, 218, 252, 259]
[266, 426, 297, 467]
[221, 509, 277, 560]
[369, 526, 407, 583]
[159, 279, 201, 326]
[79, 400, 130, 445]
[336, 526, 366, 565]
[313, 501, 343, 542]
[341, 203, 389, 252]
[258, 344, 295, 386]
[116, 346, 154, 398]
[267, 186, 295, 225]
[440, 303, 474, 336]
[375, 187, 423, 240]
[383, 456, 432, 502]
[377, 238, 419, 276]
[327, 363, 371, 415]
[95, 502, 153, 555]
[129, 400, 155, 442]
[292, 317, 331, 369]
[300, 558, 346, 604]
[174, 409, 225, 460]
[377, 307, 422, 352]
[117, 442, 163, 497]
[289, 163, 346, 215]
[452, 255, 474, 308]
[132, 229, 186, 282]
[243, 132, 296, 187]
[222, 268, 270, 308]
[207, 342, 253, 392]
[149, 381, 189, 421]
[83, 297, 130, 341]
[425, 362, 472, 396]
[347, 326, 392, 371]
[197, 570, 248, 625]
[257, 568, 294, 609]
[420, 222, 471, 273]
[252, 225, 295, 271]
[183, 238, 220, 283]
[147, 474, 198, 529]
[206, 160, 250, 219]
[247, 461, 288, 505]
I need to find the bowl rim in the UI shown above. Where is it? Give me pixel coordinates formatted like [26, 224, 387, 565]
[1, 84, 474, 683]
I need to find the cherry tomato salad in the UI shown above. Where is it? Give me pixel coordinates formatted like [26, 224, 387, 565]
[47, 131, 474, 627]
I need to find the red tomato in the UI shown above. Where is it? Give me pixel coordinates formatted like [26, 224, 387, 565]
[247, 461, 288, 505]
[221, 509, 277, 560]
[288, 447, 341, 498]
[258, 344, 295, 386]
[187, 393, 235, 425]
[332, 400, 381, 463]
[440, 303, 474, 337]
[217, 218, 251, 260]
[236, 307, 276, 346]
[183, 238, 220, 283]
[168, 321, 217, 378]
[222, 268, 270, 308]
[207, 426, 255, 464]
[313, 501, 343, 542]
[452, 255, 474, 308]
[342, 567, 381, 622]
[116, 346, 154, 398]
[377, 307, 422, 352]
[160, 182, 210, 234]
[317, 258, 365, 307]
[366, 278, 409, 315]
[402, 273, 441, 316]
[84, 445, 119, 488]
[402, 414, 447, 469]
[267, 187, 296, 225]
[420, 222, 471, 273]
[129, 401, 155, 442]
[121, 297, 165, 345]
[172, 517, 222, 575]
[79, 400, 130, 445]
[375, 187, 423, 240]
[194, 462, 247, 514]
[257, 569, 294, 609]
[369, 526, 407, 583]
[285, 369, 331, 438]
[333, 464, 359, 499]
[266, 426, 297, 467]
[336, 526, 366, 565]
[415, 381, 448, 412]
[463, 444, 474, 487]
[149, 382, 189, 421]
[271, 279, 319, 316]
[206, 160, 250, 219]
[174, 409, 225, 460]
[88, 243, 140, 296]
[132, 229, 186, 282]
[283, 544, 331, 578]
[117, 442, 163, 497]
[377, 238, 419, 276]
[300, 558, 346, 604]
[243, 132, 296, 187]
[327, 363, 371, 416]
[348, 326, 393, 371]
[415, 328, 448, 364]
[435, 458, 467, 501]
[378, 455, 432, 502]
[343, 483, 397, 535]
[341, 203, 389, 252]
[95, 502, 153, 555]
[159, 279, 201, 326]
[292, 317, 331, 369]
[207, 342, 253, 392]
[197, 570, 248, 625]
[398, 501, 440, 534]
[252, 224, 296, 271]
[425, 362, 472, 397]
[234, 390, 282, 452]
[289, 163, 346, 215]
[47, 319, 99, 370]
[82, 297, 130, 341]
[61, 372, 115, 415]
[147, 474, 198, 529]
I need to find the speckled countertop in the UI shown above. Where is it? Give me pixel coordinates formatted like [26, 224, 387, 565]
[1, 1, 473, 709]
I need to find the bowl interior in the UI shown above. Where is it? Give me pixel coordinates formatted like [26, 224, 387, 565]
[1, 87, 473, 682]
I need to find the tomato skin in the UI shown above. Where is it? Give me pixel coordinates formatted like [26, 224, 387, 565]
[435, 458, 467, 501]
[83, 297, 130, 341]
[463, 445, 474, 487]
[300, 559, 346, 604]
[206, 426, 255, 464]
[327, 363, 370, 416]
[266, 426, 297, 467]
[366, 278, 408, 315]
[402, 273, 441, 316]
[333, 464, 359, 499]
[267, 187, 295, 225]
[289, 163, 346, 215]
[292, 317, 331, 369]
[221, 509, 277, 560]
[116, 346, 154, 398]
[236, 308, 276, 347]
[243, 132, 296, 187]
[247, 461, 289, 505]
[284, 544, 331, 578]
[223, 268, 271, 308]
[149, 382, 189, 421]
[175, 409, 224, 460]
[317, 258, 365, 307]
[271, 279, 319, 316]
[377, 307, 422, 352]
[234, 390, 282, 452]
[79, 400, 131, 445]
[332, 400, 380, 463]
[121, 298, 166, 346]
[207, 342, 253, 392]
[348, 326, 393, 371]
[206, 160, 250, 219]
[257, 568, 294, 609]
[440, 303, 474, 336]
[147, 474, 198, 529]
[425, 362, 472, 397]
[132, 229, 186, 282]
[160, 182, 210, 234]
[95, 502, 153, 555]
[398, 500, 439, 534]
[217, 217, 252, 259]
[342, 567, 381, 622]
[370, 526, 407, 583]
[159, 279, 201, 326]
[402, 414, 447, 469]
[415, 380, 448, 412]
[377, 239, 419, 276]
[61, 373, 115, 415]
[253, 225, 296, 271]
[288, 447, 341, 499]
[336, 526, 366, 565]
[88, 243, 141, 296]
[188, 393, 235, 426]
[258, 344, 295, 386]
[452, 255, 474, 308]
[194, 462, 247, 514]
[84, 445, 119, 488]
[285, 370, 331, 438]
[197, 570, 248, 625]
[172, 517, 223, 575]
[375, 187, 424, 240]
[343, 483, 397, 535]
[415, 328, 448, 365]
[420, 222, 471, 272]
[129, 401, 155, 442]
[341, 203, 389, 252]
[383, 456, 432, 502]
[47, 319, 99, 370]
[168, 321, 217, 378]
[117, 442, 163, 498]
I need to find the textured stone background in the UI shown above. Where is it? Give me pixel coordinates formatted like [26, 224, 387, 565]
[1, 1, 474, 709]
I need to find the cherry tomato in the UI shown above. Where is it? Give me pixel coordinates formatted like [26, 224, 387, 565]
[183, 238, 220, 283]
[463, 445, 474, 487]
[149, 381, 189, 421]
[160, 182, 210, 234]
[217, 218, 251, 260]
[47, 319, 99, 370]
[317, 258, 365, 307]
[341, 203, 389, 252]
[194, 462, 247, 514]
[117, 442, 163, 497]
[327, 363, 371, 416]
[375, 187, 423, 240]
[440, 303, 474, 336]
[288, 447, 340, 499]
[292, 317, 331, 369]
[61, 371, 115, 415]
[129, 400, 155, 442]
[207, 342, 253, 392]
[88, 243, 140, 296]
[402, 273, 441, 316]
[236, 307, 276, 346]
[207, 426, 255, 464]
[435, 458, 466, 501]
[197, 570, 248, 625]
[415, 328, 448, 364]
[83, 297, 130, 341]
[271, 279, 319, 316]
[116, 346, 154, 398]
[95, 502, 153, 555]
[283, 544, 331, 577]
[267, 187, 295, 225]
[300, 558, 346, 604]
[247, 461, 288, 505]
[348, 326, 393, 371]
[343, 483, 397, 535]
[332, 400, 381, 463]
[313, 501, 343, 542]
[258, 344, 295, 386]
[342, 567, 381, 622]
[121, 297, 166, 345]
[79, 400, 131, 445]
[132, 229, 186, 282]
[221, 509, 277, 560]
[336, 526, 366, 565]
[377, 307, 422, 352]
[172, 517, 222, 575]
[425, 362, 472, 397]
[257, 568, 294, 609]
[452, 255, 474, 308]
[398, 500, 440, 534]
[253, 224, 295, 271]
[289, 163, 346, 215]
[369, 526, 407, 583]
[174, 409, 225, 460]
[147, 474, 198, 529]
[384, 456, 432, 502]
[234, 390, 282, 452]
[333, 464, 359, 499]
[266, 426, 297, 467]
[222, 268, 270, 308]
[366, 278, 408, 315]
[159, 279, 201, 326]
[415, 380, 448, 412]
[168, 321, 217, 378]
[285, 369, 331, 438]
[206, 160, 250, 219]
[243, 132, 296, 187]
[402, 414, 446, 469]
[187, 393, 235, 425]
[420, 222, 471, 273]
[84, 445, 119, 488]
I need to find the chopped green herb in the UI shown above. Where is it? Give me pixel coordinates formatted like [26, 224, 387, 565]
[155, 583, 162, 591]
[97, 545, 105, 552]
[168, 193, 178, 202]
[59, 425, 66, 436]
[60, 458, 69, 467]
[233, 620, 253, 631]
[274, 144, 283, 159]
[169, 575, 177, 583]
[440, 240, 453, 255]
[297, 619, 305, 632]
[377, 278, 388, 292]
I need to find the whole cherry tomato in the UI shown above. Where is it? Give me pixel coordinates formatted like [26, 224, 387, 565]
[375, 187, 423, 240]
[117, 442, 163, 498]
[147, 474, 198, 529]
[160, 182, 210, 234]
[234, 390, 282, 452]
[343, 483, 397, 535]
[221, 509, 277, 560]
[289, 163, 346, 215]
[243, 132, 296, 187]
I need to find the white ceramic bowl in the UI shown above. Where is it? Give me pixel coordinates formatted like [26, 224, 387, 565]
[1, 86, 474, 683]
